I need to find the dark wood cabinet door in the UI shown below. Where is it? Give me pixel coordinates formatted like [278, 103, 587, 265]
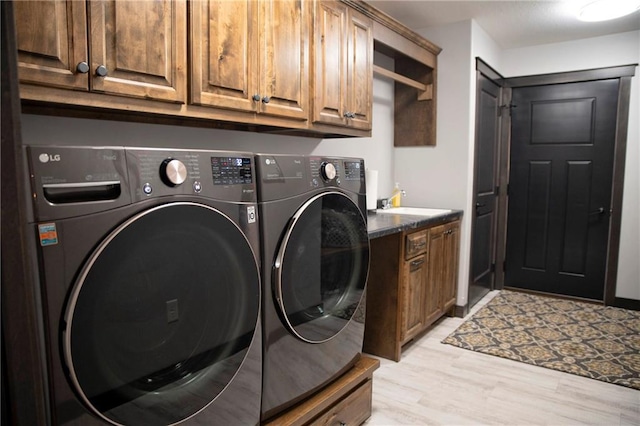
[401, 254, 427, 343]
[313, 1, 348, 126]
[15, 0, 88, 90]
[426, 226, 444, 324]
[190, 0, 257, 112]
[89, 0, 186, 103]
[312, 1, 372, 130]
[345, 8, 373, 130]
[258, 0, 309, 120]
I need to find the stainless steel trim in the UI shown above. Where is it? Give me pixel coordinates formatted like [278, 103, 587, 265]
[42, 181, 121, 189]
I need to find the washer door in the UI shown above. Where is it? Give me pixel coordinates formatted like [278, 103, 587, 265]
[63, 202, 260, 425]
[275, 192, 369, 343]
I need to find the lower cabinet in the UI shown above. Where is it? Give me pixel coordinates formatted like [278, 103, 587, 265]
[364, 219, 461, 361]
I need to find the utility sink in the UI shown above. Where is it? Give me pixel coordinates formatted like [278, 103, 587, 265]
[376, 207, 452, 217]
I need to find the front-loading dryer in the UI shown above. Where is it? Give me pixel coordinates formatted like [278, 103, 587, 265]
[26, 146, 262, 425]
[255, 154, 370, 421]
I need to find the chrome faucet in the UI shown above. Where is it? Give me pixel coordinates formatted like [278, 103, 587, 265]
[382, 188, 406, 209]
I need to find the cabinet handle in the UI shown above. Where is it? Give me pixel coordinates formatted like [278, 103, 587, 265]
[261, 96, 271, 104]
[252, 94, 261, 102]
[76, 62, 89, 74]
[344, 111, 355, 119]
[95, 65, 108, 77]
[410, 258, 425, 268]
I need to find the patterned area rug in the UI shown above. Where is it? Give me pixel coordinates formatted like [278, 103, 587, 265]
[442, 290, 640, 390]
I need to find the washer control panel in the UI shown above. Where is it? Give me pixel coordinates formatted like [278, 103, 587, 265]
[127, 149, 255, 202]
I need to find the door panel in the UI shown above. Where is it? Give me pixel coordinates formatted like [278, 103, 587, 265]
[313, 1, 348, 126]
[190, 0, 257, 111]
[14, 0, 88, 90]
[506, 79, 619, 300]
[258, 0, 308, 119]
[90, 0, 186, 103]
[470, 73, 500, 307]
[346, 9, 373, 130]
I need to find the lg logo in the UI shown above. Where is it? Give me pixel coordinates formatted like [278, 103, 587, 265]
[39, 153, 61, 163]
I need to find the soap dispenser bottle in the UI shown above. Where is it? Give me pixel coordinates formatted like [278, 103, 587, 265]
[391, 182, 402, 207]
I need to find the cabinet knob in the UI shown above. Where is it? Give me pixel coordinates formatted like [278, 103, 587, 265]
[261, 96, 271, 104]
[252, 94, 261, 102]
[95, 65, 108, 77]
[344, 111, 355, 119]
[76, 62, 89, 74]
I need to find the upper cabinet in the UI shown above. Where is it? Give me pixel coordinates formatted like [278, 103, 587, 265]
[312, 1, 373, 131]
[190, 0, 308, 121]
[15, 0, 186, 104]
[15, 0, 438, 140]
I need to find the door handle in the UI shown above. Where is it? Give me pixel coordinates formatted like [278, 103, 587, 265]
[589, 207, 606, 216]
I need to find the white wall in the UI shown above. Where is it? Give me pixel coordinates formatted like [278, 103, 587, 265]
[393, 21, 473, 307]
[501, 31, 640, 300]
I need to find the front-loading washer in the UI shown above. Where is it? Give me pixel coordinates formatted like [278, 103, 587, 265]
[26, 146, 262, 425]
[255, 154, 370, 421]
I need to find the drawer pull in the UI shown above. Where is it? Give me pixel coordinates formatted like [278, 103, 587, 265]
[410, 258, 424, 268]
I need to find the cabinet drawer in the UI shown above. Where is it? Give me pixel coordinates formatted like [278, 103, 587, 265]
[310, 379, 372, 426]
[405, 230, 428, 259]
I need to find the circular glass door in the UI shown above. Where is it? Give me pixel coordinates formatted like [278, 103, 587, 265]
[275, 192, 369, 343]
[63, 202, 260, 425]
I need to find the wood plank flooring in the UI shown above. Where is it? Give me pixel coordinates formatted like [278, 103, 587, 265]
[364, 291, 640, 425]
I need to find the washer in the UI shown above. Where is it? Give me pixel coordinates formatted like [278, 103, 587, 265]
[255, 154, 370, 420]
[26, 146, 262, 425]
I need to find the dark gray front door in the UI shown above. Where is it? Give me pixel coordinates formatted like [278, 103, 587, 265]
[505, 79, 619, 300]
[470, 73, 501, 307]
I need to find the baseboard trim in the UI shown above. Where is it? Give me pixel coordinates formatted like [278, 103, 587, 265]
[612, 297, 640, 311]
[455, 304, 467, 318]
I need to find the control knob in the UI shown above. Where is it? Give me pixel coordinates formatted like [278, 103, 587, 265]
[320, 162, 337, 181]
[160, 158, 187, 187]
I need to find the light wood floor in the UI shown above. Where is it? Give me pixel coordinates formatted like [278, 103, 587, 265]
[364, 291, 640, 425]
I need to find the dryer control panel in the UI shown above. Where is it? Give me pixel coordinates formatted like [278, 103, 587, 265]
[255, 154, 366, 202]
[308, 156, 365, 194]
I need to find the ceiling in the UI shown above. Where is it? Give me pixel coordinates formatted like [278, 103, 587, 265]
[367, 0, 640, 49]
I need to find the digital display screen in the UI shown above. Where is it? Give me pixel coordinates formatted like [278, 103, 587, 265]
[343, 161, 363, 181]
[211, 157, 253, 185]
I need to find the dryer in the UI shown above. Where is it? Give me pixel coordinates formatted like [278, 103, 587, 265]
[255, 154, 370, 420]
[27, 146, 262, 425]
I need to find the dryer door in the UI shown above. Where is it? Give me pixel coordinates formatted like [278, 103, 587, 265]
[275, 192, 369, 343]
[63, 202, 260, 425]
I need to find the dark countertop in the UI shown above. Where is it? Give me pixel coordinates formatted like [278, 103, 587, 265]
[367, 209, 464, 239]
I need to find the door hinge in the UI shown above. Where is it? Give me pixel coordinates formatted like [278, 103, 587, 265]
[499, 103, 517, 117]
[490, 263, 496, 273]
